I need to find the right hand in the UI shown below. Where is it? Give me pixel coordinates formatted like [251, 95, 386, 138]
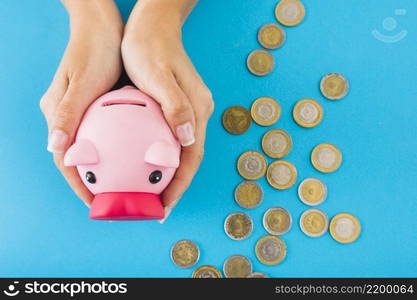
[39, 0, 123, 206]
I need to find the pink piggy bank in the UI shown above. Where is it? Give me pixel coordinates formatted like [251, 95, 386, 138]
[63, 86, 180, 221]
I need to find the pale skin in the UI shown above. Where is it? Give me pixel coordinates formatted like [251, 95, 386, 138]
[40, 0, 214, 222]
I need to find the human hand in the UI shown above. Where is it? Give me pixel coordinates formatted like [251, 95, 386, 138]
[40, 0, 123, 206]
[121, 0, 214, 221]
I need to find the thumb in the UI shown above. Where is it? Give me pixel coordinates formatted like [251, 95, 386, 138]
[136, 72, 196, 147]
[47, 84, 94, 153]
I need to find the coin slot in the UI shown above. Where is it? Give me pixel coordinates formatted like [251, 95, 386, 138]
[102, 99, 146, 107]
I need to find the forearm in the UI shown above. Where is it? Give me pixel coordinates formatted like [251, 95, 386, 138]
[128, 0, 198, 30]
[61, 0, 123, 36]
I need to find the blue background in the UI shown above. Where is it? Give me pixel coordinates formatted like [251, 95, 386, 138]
[0, 0, 416, 277]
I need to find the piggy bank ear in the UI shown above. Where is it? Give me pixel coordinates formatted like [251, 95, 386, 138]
[64, 139, 99, 166]
[145, 141, 180, 168]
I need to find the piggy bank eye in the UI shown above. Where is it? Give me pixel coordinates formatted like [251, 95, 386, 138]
[86, 171, 96, 184]
[149, 170, 162, 184]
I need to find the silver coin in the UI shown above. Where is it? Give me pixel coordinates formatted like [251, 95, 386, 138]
[299, 209, 329, 238]
[262, 207, 292, 235]
[223, 255, 253, 278]
[224, 212, 253, 240]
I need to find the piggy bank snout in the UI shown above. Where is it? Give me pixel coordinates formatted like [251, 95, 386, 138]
[90, 192, 165, 221]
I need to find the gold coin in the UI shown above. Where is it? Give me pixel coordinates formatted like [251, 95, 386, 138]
[192, 265, 222, 278]
[224, 212, 253, 240]
[222, 106, 251, 135]
[262, 129, 292, 158]
[223, 255, 252, 278]
[255, 235, 286, 266]
[170, 240, 200, 268]
[299, 209, 328, 237]
[250, 97, 281, 126]
[237, 151, 267, 180]
[246, 272, 269, 278]
[247, 49, 275, 76]
[320, 73, 349, 100]
[234, 181, 263, 209]
[275, 0, 305, 27]
[293, 98, 323, 128]
[311, 143, 342, 173]
[330, 213, 361, 244]
[266, 160, 297, 190]
[263, 207, 292, 235]
[298, 178, 327, 206]
[258, 23, 286, 49]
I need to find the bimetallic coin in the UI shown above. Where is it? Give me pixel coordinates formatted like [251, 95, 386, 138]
[262, 129, 292, 158]
[330, 213, 361, 244]
[258, 23, 286, 50]
[247, 49, 275, 76]
[234, 181, 263, 209]
[192, 265, 222, 278]
[224, 212, 253, 240]
[255, 235, 287, 266]
[299, 209, 328, 237]
[266, 160, 297, 190]
[320, 73, 349, 100]
[170, 240, 200, 268]
[222, 106, 251, 134]
[237, 151, 267, 180]
[275, 0, 305, 27]
[247, 272, 269, 278]
[293, 98, 323, 128]
[223, 255, 252, 278]
[250, 97, 281, 126]
[263, 207, 292, 235]
[311, 143, 342, 173]
[298, 178, 327, 206]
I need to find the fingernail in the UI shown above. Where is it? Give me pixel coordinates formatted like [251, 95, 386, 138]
[159, 197, 181, 224]
[47, 129, 68, 153]
[176, 122, 195, 147]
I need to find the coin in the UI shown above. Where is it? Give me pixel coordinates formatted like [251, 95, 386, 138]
[250, 97, 281, 126]
[223, 255, 252, 278]
[222, 106, 251, 134]
[234, 181, 263, 209]
[298, 178, 327, 206]
[255, 235, 286, 266]
[299, 209, 328, 237]
[258, 23, 286, 49]
[330, 213, 361, 244]
[320, 73, 349, 100]
[170, 240, 200, 268]
[263, 207, 292, 235]
[293, 98, 323, 128]
[247, 49, 275, 76]
[275, 0, 305, 27]
[237, 151, 267, 180]
[266, 160, 297, 190]
[262, 129, 292, 158]
[192, 265, 222, 278]
[224, 212, 253, 240]
[311, 143, 342, 173]
[247, 272, 269, 278]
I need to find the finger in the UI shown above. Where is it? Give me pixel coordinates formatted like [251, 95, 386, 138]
[126, 63, 197, 147]
[46, 82, 97, 153]
[39, 73, 68, 132]
[53, 153, 94, 206]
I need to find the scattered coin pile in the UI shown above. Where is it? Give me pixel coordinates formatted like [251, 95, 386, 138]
[169, 0, 361, 278]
